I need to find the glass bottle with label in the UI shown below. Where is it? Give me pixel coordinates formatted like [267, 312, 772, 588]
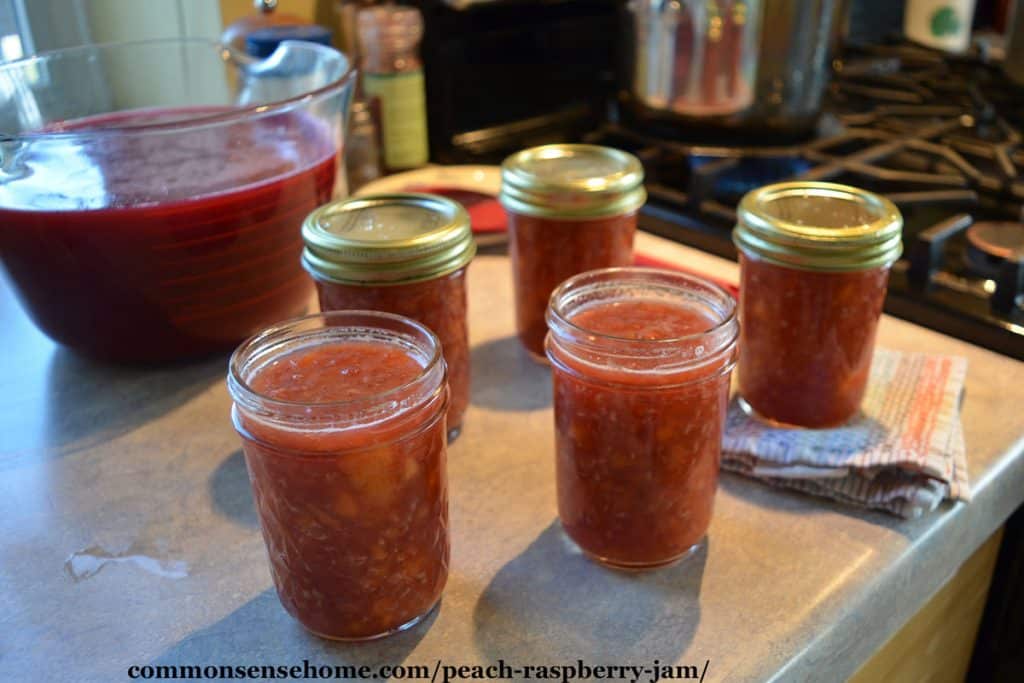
[358, 5, 430, 171]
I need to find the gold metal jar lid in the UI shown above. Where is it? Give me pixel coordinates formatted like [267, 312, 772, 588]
[499, 144, 647, 219]
[301, 193, 476, 285]
[733, 181, 903, 272]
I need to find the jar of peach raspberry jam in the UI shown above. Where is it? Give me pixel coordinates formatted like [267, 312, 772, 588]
[546, 267, 738, 569]
[228, 311, 449, 640]
[500, 144, 646, 360]
[733, 181, 903, 428]
[302, 193, 475, 439]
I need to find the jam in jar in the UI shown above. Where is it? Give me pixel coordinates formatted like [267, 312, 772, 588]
[733, 182, 903, 428]
[302, 194, 475, 438]
[500, 144, 645, 360]
[546, 268, 738, 569]
[227, 311, 449, 640]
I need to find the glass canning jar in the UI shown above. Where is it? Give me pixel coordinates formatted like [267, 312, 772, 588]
[733, 181, 903, 428]
[227, 311, 449, 640]
[301, 193, 475, 439]
[500, 144, 646, 360]
[546, 267, 738, 569]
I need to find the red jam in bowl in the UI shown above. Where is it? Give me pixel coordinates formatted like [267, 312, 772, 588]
[229, 313, 449, 640]
[0, 108, 337, 361]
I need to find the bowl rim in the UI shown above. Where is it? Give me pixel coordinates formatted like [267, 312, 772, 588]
[0, 37, 356, 139]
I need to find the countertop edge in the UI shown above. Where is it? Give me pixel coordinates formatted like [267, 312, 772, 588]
[768, 433, 1024, 682]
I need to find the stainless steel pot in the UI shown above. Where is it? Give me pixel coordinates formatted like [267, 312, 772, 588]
[627, 0, 843, 137]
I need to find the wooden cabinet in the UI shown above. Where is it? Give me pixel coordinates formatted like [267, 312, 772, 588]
[849, 528, 1003, 683]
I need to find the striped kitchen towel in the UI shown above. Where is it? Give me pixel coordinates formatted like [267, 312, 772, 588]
[721, 349, 970, 518]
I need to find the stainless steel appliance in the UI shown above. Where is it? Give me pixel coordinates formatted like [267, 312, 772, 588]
[629, 0, 762, 118]
[625, 0, 844, 138]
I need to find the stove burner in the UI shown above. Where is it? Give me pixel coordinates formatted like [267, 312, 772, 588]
[967, 222, 1024, 261]
[690, 156, 814, 202]
[965, 221, 1024, 283]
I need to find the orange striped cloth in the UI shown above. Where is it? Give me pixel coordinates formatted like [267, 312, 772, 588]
[721, 349, 969, 518]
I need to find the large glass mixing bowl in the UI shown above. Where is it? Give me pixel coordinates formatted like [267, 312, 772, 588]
[0, 39, 354, 362]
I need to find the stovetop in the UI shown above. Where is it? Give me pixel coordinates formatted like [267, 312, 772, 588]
[580, 42, 1024, 360]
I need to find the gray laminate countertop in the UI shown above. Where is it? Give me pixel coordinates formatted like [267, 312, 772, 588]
[2, 232, 1022, 683]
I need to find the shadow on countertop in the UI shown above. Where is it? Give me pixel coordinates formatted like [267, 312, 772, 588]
[473, 521, 707, 664]
[32, 348, 227, 461]
[470, 336, 551, 412]
[210, 449, 259, 530]
[150, 588, 436, 673]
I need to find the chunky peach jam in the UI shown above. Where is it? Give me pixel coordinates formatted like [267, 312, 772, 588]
[732, 181, 902, 428]
[228, 312, 449, 640]
[509, 211, 636, 358]
[315, 268, 470, 436]
[546, 268, 738, 569]
[500, 144, 646, 360]
[301, 193, 475, 439]
[737, 253, 890, 428]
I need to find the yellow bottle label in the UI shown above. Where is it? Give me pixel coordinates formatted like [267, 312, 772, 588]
[363, 71, 429, 170]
